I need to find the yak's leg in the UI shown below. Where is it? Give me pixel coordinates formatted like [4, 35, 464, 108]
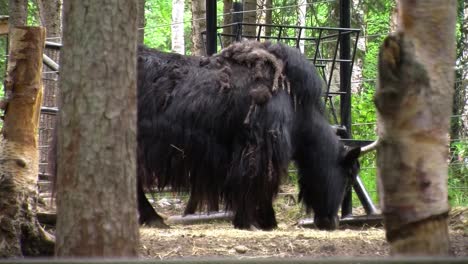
[207, 193, 219, 213]
[256, 198, 277, 230]
[232, 210, 253, 230]
[137, 183, 169, 228]
[183, 194, 198, 215]
[232, 200, 258, 230]
[184, 194, 220, 215]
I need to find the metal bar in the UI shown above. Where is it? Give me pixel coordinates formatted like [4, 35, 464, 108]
[205, 0, 217, 56]
[235, 23, 242, 41]
[315, 58, 353, 63]
[45, 41, 62, 49]
[256, 24, 262, 41]
[217, 31, 358, 44]
[220, 22, 361, 33]
[339, 0, 352, 136]
[324, 31, 340, 106]
[276, 26, 283, 41]
[339, 0, 353, 218]
[349, 30, 360, 87]
[326, 91, 347, 95]
[299, 214, 383, 228]
[312, 29, 323, 64]
[295, 27, 303, 49]
[340, 139, 375, 147]
[43, 54, 59, 72]
[41, 106, 59, 115]
[217, 33, 224, 49]
[328, 96, 339, 125]
[353, 175, 379, 215]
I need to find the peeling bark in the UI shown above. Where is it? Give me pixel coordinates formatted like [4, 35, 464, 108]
[0, 26, 54, 257]
[375, 0, 456, 255]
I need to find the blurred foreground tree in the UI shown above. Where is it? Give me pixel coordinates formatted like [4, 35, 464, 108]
[375, 0, 456, 255]
[55, 0, 139, 256]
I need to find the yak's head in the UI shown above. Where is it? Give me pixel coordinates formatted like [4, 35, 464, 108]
[296, 141, 361, 231]
[315, 146, 360, 230]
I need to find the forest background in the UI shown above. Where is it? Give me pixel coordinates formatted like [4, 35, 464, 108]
[0, 0, 466, 207]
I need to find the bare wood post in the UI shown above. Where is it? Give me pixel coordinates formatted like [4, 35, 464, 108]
[0, 26, 54, 257]
[0, 16, 8, 35]
[374, 0, 457, 255]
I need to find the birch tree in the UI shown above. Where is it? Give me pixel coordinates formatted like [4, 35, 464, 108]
[375, 0, 456, 255]
[172, 0, 185, 54]
[297, 0, 306, 53]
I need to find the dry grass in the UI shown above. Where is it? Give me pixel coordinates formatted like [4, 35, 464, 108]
[139, 189, 468, 260]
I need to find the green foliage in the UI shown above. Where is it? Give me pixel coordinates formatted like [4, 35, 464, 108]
[27, 0, 40, 26]
[144, 0, 225, 53]
[347, 1, 393, 207]
[449, 140, 468, 205]
[144, 0, 173, 50]
[307, 1, 334, 27]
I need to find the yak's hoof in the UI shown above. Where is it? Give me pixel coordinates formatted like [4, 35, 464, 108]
[141, 219, 170, 229]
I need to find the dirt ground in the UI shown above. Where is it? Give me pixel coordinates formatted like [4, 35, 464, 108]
[138, 193, 468, 260]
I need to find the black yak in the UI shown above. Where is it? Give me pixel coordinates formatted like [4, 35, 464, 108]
[137, 41, 361, 230]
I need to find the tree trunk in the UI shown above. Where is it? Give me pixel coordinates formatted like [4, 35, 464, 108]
[222, 0, 233, 47]
[36, 0, 61, 185]
[191, 0, 206, 55]
[242, 0, 256, 38]
[297, 0, 306, 53]
[375, 0, 456, 255]
[137, 0, 146, 44]
[0, 26, 54, 257]
[55, 1, 139, 257]
[264, 0, 272, 37]
[8, 0, 28, 26]
[36, 0, 61, 39]
[349, 0, 365, 94]
[172, 0, 185, 54]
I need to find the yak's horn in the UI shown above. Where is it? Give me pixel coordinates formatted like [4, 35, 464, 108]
[360, 138, 379, 155]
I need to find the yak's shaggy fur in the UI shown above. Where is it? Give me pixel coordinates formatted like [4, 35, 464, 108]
[137, 41, 360, 230]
